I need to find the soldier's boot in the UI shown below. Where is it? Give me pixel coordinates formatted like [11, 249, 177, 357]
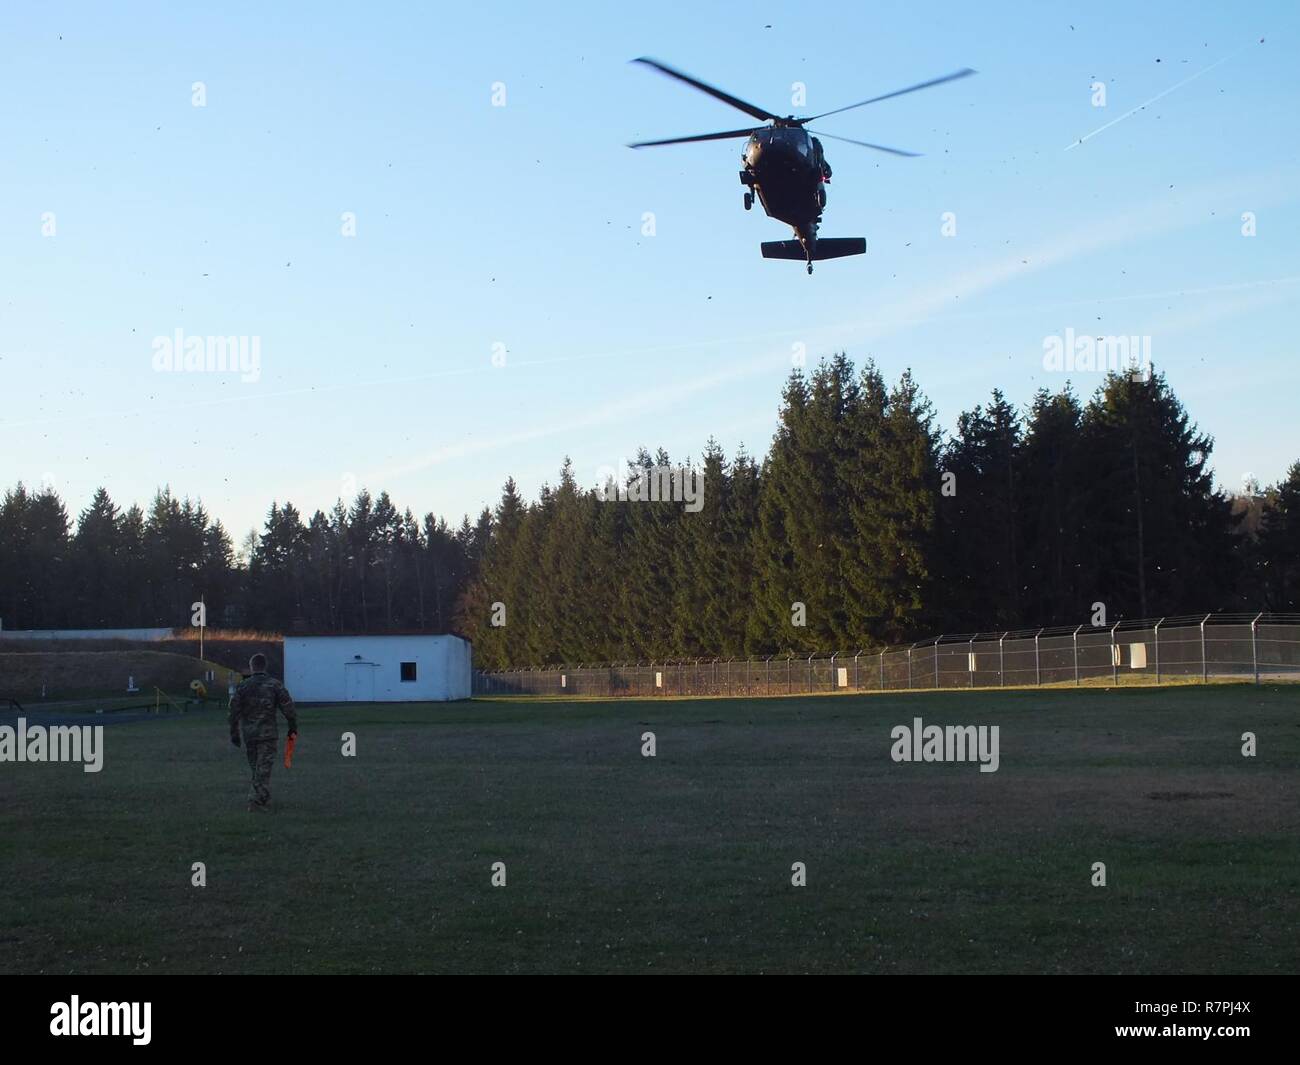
[247, 801, 271, 813]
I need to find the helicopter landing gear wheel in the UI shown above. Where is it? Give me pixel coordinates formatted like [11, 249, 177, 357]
[807, 261, 814, 275]
[743, 192, 753, 211]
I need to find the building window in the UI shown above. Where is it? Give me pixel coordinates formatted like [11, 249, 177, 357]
[400, 662, 417, 682]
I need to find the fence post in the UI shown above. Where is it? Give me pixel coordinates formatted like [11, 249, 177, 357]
[1073, 624, 1082, 686]
[787, 654, 792, 695]
[908, 644, 914, 689]
[1251, 612, 1262, 685]
[807, 653, 814, 694]
[1154, 618, 1163, 686]
[934, 636, 942, 689]
[969, 636, 975, 688]
[1200, 614, 1210, 683]
[829, 652, 836, 693]
[999, 632, 1007, 686]
[1035, 628, 1043, 686]
[880, 649, 885, 691]
[1111, 621, 1120, 686]
[854, 650, 861, 691]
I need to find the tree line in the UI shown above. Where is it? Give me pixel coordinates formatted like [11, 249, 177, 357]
[2, 357, 1297, 666]
[0, 486, 484, 636]
[464, 358, 1298, 667]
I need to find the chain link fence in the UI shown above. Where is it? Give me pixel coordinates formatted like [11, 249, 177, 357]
[473, 612, 1300, 698]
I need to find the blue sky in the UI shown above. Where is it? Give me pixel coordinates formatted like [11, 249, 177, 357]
[2, 1, 1297, 546]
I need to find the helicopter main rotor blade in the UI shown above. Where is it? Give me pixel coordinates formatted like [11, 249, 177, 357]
[632, 57, 779, 123]
[804, 67, 976, 122]
[808, 130, 921, 157]
[628, 127, 762, 148]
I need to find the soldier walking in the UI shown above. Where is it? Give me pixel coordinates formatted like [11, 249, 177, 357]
[229, 653, 298, 812]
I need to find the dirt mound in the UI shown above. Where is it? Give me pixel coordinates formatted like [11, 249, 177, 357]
[0, 632, 283, 676]
[0, 650, 242, 702]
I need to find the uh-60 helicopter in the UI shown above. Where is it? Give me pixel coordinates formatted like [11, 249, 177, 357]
[629, 58, 975, 273]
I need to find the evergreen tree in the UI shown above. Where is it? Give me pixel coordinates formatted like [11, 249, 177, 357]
[71, 488, 124, 627]
[1019, 387, 1087, 625]
[0, 484, 72, 629]
[1257, 461, 1300, 611]
[748, 369, 814, 653]
[872, 369, 940, 640]
[672, 442, 726, 656]
[935, 389, 1022, 629]
[1078, 368, 1236, 617]
[718, 447, 761, 656]
[617, 449, 682, 659]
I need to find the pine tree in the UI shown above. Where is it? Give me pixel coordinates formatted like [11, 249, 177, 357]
[874, 369, 939, 640]
[1257, 461, 1300, 611]
[1019, 387, 1087, 625]
[0, 484, 72, 629]
[1079, 368, 1236, 617]
[372, 492, 401, 630]
[935, 389, 1022, 628]
[462, 479, 525, 666]
[72, 488, 124, 627]
[723, 448, 760, 656]
[618, 449, 682, 659]
[347, 490, 375, 630]
[748, 369, 815, 653]
[672, 441, 726, 656]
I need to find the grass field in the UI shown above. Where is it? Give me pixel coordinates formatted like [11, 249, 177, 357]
[2, 685, 1297, 974]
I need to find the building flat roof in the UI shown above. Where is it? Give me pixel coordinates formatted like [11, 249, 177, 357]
[286, 631, 468, 640]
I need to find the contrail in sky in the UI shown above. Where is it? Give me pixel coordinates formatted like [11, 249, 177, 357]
[1065, 42, 1255, 151]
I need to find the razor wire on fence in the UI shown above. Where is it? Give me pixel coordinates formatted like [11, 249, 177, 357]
[472, 612, 1300, 698]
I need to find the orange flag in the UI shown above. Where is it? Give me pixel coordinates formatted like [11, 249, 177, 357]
[284, 734, 297, 769]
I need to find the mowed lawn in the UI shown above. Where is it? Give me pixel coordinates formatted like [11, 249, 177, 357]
[2, 685, 1297, 974]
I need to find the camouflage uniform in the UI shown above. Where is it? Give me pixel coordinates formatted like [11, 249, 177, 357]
[229, 671, 297, 810]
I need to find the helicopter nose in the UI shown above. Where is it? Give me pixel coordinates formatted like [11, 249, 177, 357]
[747, 132, 802, 170]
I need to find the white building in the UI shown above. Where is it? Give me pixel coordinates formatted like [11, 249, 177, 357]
[283, 634, 472, 702]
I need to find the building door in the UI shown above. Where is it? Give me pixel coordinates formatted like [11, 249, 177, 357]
[344, 662, 376, 702]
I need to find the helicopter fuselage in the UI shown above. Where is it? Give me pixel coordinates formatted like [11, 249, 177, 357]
[740, 126, 826, 246]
